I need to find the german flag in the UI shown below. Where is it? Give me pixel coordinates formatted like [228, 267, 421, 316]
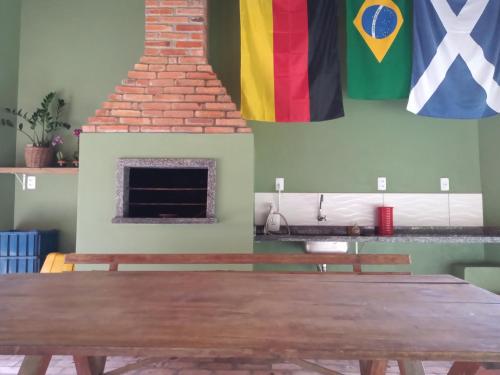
[240, 0, 344, 123]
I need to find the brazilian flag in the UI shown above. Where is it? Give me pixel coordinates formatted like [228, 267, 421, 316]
[347, 0, 412, 100]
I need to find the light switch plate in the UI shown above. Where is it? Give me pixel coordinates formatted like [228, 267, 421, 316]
[27, 176, 36, 190]
[377, 177, 387, 191]
[440, 177, 450, 192]
[275, 178, 285, 192]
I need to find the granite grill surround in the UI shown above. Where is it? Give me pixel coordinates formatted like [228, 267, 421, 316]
[82, 0, 250, 135]
[113, 158, 217, 224]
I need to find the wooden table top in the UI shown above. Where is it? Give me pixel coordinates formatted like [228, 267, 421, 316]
[0, 272, 499, 361]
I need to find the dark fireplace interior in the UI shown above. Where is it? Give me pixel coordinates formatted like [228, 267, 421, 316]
[127, 168, 209, 219]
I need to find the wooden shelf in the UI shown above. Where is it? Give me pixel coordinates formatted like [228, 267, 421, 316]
[130, 188, 208, 191]
[0, 167, 79, 175]
[130, 203, 206, 206]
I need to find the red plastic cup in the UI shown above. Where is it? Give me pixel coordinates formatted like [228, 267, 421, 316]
[377, 207, 394, 236]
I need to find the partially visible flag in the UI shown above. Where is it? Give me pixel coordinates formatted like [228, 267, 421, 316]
[347, 0, 412, 100]
[408, 0, 500, 119]
[240, 0, 344, 123]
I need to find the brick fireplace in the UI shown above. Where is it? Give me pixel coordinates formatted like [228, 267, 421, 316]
[76, 0, 254, 256]
[82, 0, 250, 135]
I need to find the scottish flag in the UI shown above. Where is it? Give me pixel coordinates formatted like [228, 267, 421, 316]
[407, 0, 500, 119]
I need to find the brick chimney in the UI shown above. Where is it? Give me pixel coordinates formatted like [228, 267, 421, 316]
[82, 0, 250, 134]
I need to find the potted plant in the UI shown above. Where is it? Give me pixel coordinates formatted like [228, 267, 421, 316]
[0, 92, 71, 168]
[56, 151, 67, 168]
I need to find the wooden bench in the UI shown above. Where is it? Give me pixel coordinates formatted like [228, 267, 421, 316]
[64, 253, 411, 274]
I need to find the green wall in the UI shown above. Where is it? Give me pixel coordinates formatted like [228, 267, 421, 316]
[16, 0, 143, 160]
[77, 134, 254, 254]
[479, 116, 500, 264]
[210, 0, 481, 194]
[252, 112, 480, 193]
[12, 0, 144, 250]
[480, 116, 500, 227]
[211, 0, 486, 274]
[13, 176, 78, 251]
[0, 0, 21, 230]
[5, 0, 494, 276]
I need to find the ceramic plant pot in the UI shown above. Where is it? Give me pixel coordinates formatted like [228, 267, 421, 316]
[24, 145, 53, 168]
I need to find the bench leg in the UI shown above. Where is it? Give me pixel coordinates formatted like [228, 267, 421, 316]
[360, 360, 388, 375]
[18, 355, 52, 375]
[73, 356, 107, 375]
[398, 361, 426, 375]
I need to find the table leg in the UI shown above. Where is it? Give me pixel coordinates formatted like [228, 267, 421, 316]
[359, 360, 388, 375]
[18, 355, 52, 375]
[398, 361, 426, 375]
[73, 356, 107, 375]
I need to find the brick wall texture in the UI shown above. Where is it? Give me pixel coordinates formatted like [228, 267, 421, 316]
[83, 0, 250, 134]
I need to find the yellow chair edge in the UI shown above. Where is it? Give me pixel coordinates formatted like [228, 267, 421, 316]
[41, 253, 74, 273]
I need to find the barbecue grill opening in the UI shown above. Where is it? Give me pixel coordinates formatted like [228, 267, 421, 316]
[113, 158, 216, 224]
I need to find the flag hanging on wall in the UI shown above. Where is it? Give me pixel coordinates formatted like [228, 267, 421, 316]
[407, 0, 500, 119]
[347, 0, 412, 100]
[240, 0, 344, 123]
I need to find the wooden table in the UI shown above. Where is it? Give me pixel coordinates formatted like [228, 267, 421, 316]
[0, 272, 499, 375]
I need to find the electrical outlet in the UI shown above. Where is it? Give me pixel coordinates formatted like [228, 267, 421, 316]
[440, 177, 450, 192]
[27, 176, 36, 190]
[275, 178, 285, 192]
[377, 177, 387, 191]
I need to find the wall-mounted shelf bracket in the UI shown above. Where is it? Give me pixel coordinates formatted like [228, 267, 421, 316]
[14, 173, 27, 191]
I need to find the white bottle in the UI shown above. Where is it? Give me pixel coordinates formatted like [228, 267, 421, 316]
[265, 203, 281, 233]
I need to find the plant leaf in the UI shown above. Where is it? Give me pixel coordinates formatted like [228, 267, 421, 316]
[0, 118, 15, 128]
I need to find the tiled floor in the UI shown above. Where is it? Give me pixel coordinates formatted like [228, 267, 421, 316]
[0, 356, 452, 375]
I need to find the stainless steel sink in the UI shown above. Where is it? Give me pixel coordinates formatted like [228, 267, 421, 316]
[305, 241, 348, 253]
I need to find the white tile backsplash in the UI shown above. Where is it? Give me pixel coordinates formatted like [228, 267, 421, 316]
[383, 194, 450, 226]
[449, 194, 484, 226]
[279, 193, 318, 225]
[321, 194, 383, 226]
[255, 193, 484, 227]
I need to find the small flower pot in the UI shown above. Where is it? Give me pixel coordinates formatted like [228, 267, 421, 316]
[72, 160, 79, 168]
[347, 225, 361, 236]
[24, 145, 53, 168]
[57, 160, 67, 168]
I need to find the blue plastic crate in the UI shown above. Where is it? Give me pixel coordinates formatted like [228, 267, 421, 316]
[0, 230, 59, 274]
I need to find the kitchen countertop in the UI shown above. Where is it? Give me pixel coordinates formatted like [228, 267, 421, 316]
[254, 226, 500, 244]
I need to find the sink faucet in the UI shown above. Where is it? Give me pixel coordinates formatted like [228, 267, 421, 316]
[317, 194, 327, 222]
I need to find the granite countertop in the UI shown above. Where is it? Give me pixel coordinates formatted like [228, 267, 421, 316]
[254, 226, 500, 244]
